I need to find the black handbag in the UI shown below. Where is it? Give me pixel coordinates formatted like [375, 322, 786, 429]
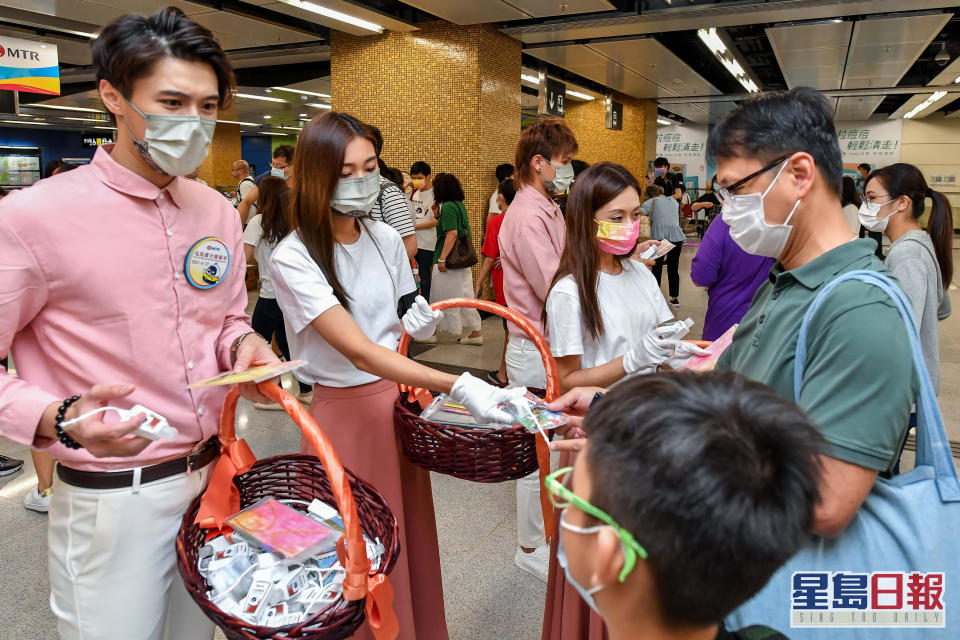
[444, 201, 478, 270]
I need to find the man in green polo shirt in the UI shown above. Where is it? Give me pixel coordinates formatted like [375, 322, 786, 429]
[709, 86, 916, 538]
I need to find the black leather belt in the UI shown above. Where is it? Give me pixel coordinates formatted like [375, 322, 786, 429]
[56, 437, 220, 490]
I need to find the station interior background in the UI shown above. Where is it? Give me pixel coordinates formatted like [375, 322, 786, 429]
[2, 1, 960, 638]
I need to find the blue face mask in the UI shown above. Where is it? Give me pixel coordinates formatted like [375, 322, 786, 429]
[271, 166, 287, 179]
[556, 510, 611, 614]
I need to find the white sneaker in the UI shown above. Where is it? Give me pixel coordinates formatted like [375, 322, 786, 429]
[458, 335, 483, 346]
[23, 486, 52, 513]
[514, 545, 549, 583]
[298, 391, 313, 404]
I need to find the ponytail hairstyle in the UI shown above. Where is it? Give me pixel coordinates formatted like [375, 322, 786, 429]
[544, 162, 641, 339]
[867, 163, 953, 287]
[290, 111, 377, 312]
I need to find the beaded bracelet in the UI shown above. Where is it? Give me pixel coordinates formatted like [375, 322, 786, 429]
[55, 395, 83, 450]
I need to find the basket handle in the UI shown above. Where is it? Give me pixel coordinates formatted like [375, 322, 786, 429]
[197, 383, 372, 603]
[397, 297, 558, 543]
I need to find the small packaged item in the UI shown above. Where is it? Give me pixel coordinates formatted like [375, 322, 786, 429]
[682, 323, 738, 372]
[227, 498, 338, 562]
[281, 567, 308, 598]
[240, 578, 274, 619]
[307, 499, 345, 532]
[419, 395, 503, 429]
[638, 239, 676, 260]
[59, 404, 178, 441]
[656, 317, 694, 341]
[207, 554, 254, 596]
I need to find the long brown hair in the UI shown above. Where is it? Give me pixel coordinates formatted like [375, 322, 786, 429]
[290, 111, 376, 311]
[868, 163, 954, 287]
[544, 162, 641, 339]
[257, 176, 291, 245]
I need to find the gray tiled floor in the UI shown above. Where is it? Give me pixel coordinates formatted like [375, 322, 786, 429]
[2, 239, 957, 639]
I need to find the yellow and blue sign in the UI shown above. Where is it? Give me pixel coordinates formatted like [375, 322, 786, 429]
[0, 36, 59, 96]
[185, 237, 231, 290]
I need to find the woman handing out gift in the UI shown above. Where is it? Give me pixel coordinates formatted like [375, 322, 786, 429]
[270, 111, 523, 640]
[544, 162, 708, 393]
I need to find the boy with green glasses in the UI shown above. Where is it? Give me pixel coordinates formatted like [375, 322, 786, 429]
[545, 371, 822, 640]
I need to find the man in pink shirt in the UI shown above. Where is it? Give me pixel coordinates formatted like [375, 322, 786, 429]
[498, 117, 578, 581]
[0, 9, 279, 639]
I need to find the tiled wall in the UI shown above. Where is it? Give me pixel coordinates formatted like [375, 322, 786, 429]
[331, 21, 521, 264]
[198, 122, 241, 189]
[565, 94, 657, 183]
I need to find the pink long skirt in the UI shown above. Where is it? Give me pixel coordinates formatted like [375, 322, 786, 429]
[542, 451, 609, 640]
[305, 378, 449, 640]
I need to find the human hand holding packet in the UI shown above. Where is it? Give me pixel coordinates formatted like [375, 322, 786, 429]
[187, 360, 307, 389]
[59, 404, 178, 441]
[638, 239, 676, 260]
[681, 323, 738, 371]
[420, 392, 567, 441]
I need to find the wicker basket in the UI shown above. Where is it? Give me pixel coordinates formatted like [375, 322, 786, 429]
[177, 383, 400, 640]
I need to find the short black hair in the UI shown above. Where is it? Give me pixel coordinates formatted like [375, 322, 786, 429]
[585, 371, 822, 626]
[410, 161, 431, 177]
[432, 172, 465, 202]
[653, 157, 670, 168]
[273, 145, 295, 164]
[858, 163, 871, 172]
[93, 7, 235, 108]
[44, 159, 64, 179]
[495, 163, 514, 182]
[707, 86, 843, 196]
[497, 178, 517, 205]
[571, 159, 590, 176]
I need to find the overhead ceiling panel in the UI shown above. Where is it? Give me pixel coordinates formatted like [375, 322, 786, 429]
[766, 21, 851, 90]
[891, 91, 960, 118]
[505, 0, 615, 17]
[834, 96, 886, 120]
[527, 43, 663, 98]
[588, 38, 721, 98]
[660, 102, 709, 124]
[396, 0, 529, 25]
[841, 13, 951, 90]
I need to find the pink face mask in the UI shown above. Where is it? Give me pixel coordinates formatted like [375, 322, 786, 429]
[595, 219, 640, 255]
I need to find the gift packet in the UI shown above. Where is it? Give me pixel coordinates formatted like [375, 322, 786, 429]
[656, 317, 694, 341]
[200, 498, 385, 628]
[420, 392, 567, 440]
[682, 323, 737, 372]
[637, 239, 676, 260]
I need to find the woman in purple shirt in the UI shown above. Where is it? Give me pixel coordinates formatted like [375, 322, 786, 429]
[691, 213, 775, 340]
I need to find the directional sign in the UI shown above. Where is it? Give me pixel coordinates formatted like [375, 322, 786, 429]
[606, 99, 623, 130]
[545, 78, 565, 117]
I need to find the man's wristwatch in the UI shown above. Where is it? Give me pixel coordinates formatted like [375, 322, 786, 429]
[230, 331, 264, 366]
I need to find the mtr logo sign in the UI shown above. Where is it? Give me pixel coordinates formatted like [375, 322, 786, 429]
[0, 46, 42, 61]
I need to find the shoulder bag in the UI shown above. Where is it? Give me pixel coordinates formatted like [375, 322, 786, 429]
[726, 269, 960, 638]
[444, 201, 478, 270]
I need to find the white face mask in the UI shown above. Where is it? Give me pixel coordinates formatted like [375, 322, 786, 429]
[270, 166, 288, 179]
[331, 169, 381, 217]
[722, 159, 801, 258]
[556, 510, 609, 615]
[121, 97, 216, 177]
[858, 199, 901, 233]
[541, 159, 575, 195]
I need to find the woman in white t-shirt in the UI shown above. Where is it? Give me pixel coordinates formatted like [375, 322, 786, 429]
[269, 112, 521, 640]
[544, 162, 707, 393]
[243, 176, 312, 403]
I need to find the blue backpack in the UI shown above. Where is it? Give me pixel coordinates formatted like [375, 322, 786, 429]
[726, 270, 960, 638]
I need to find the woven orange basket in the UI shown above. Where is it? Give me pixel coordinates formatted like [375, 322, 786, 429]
[177, 383, 401, 640]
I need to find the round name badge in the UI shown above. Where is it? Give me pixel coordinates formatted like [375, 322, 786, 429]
[185, 237, 231, 290]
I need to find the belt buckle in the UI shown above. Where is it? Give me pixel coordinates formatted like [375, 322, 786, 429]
[186, 438, 216, 473]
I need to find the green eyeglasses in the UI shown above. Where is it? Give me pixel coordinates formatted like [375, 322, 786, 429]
[545, 466, 648, 582]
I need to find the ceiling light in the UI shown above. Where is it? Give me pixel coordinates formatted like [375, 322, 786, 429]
[271, 87, 331, 99]
[94, 126, 115, 131]
[697, 28, 759, 93]
[236, 92, 290, 103]
[277, 0, 383, 33]
[279, 126, 302, 131]
[51, 116, 105, 122]
[217, 119, 260, 126]
[28, 104, 106, 113]
[566, 89, 594, 100]
[1, 120, 50, 126]
[299, 113, 308, 117]
[953, 75, 960, 84]
[263, 115, 272, 119]
[904, 91, 949, 119]
[521, 73, 540, 84]
[259, 131, 288, 136]
[657, 118, 674, 126]
[307, 103, 332, 110]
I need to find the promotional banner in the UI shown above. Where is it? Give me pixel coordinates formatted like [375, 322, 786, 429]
[835, 120, 901, 169]
[0, 36, 59, 95]
[656, 124, 709, 193]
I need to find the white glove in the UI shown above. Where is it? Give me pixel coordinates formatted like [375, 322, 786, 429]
[449, 372, 527, 424]
[664, 341, 711, 370]
[401, 296, 444, 341]
[622, 328, 679, 374]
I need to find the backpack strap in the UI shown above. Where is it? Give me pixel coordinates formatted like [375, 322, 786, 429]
[794, 269, 960, 501]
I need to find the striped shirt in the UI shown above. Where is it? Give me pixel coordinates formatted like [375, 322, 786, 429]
[371, 176, 415, 237]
